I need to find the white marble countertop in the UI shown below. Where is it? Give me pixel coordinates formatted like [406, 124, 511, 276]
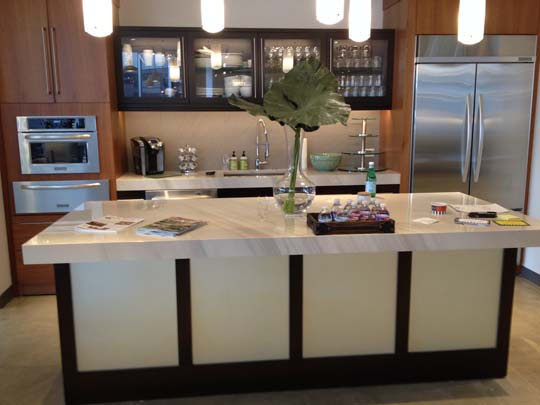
[23, 192, 540, 264]
[116, 169, 401, 191]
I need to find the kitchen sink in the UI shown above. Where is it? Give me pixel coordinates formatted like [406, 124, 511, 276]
[223, 169, 286, 177]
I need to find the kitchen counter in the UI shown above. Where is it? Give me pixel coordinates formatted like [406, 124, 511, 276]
[24, 192, 539, 404]
[23, 192, 540, 264]
[116, 169, 401, 191]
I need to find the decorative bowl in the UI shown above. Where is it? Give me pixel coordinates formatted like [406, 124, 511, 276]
[310, 153, 342, 171]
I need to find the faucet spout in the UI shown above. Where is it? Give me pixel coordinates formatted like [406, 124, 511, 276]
[256, 119, 270, 170]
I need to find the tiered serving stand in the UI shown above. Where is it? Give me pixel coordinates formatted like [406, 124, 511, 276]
[339, 117, 387, 172]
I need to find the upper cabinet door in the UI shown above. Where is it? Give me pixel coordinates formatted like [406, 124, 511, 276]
[260, 34, 324, 97]
[328, 30, 394, 110]
[46, 0, 112, 103]
[189, 33, 257, 107]
[117, 33, 187, 108]
[0, 0, 55, 103]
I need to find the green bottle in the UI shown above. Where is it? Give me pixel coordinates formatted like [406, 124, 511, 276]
[365, 161, 377, 197]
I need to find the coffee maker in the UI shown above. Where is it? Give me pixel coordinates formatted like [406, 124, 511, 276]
[131, 137, 165, 176]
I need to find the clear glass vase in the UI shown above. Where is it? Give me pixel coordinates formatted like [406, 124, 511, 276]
[273, 127, 316, 215]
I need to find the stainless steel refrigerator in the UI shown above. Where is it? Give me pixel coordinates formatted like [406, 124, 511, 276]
[411, 35, 537, 210]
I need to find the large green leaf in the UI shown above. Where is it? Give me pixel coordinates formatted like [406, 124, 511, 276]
[228, 94, 266, 117]
[228, 59, 351, 131]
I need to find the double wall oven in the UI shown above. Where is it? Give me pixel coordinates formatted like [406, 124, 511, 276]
[13, 116, 109, 215]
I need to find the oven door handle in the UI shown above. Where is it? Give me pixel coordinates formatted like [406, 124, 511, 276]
[24, 134, 93, 141]
[21, 183, 102, 191]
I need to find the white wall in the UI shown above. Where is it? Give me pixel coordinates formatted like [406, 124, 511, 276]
[120, 0, 383, 29]
[0, 169, 12, 296]
[524, 87, 540, 275]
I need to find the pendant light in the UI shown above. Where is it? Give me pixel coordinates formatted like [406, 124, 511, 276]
[349, 0, 371, 43]
[316, 0, 345, 25]
[201, 0, 225, 34]
[82, 0, 113, 37]
[458, 0, 486, 45]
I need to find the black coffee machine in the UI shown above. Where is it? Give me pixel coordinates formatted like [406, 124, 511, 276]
[131, 137, 165, 176]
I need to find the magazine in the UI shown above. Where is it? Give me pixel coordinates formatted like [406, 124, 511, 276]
[75, 216, 144, 234]
[136, 217, 207, 238]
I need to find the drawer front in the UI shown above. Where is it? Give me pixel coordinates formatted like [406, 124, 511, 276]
[13, 180, 109, 214]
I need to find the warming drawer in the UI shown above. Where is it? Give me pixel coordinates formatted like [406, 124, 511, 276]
[13, 180, 110, 214]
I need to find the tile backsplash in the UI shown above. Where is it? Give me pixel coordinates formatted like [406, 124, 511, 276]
[124, 110, 380, 172]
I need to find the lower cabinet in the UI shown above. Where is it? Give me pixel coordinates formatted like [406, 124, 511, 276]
[12, 220, 59, 295]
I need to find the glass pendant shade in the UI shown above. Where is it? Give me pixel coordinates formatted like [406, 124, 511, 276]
[82, 0, 113, 37]
[349, 0, 371, 43]
[458, 0, 486, 45]
[201, 0, 225, 34]
[316, 0, 345, 25]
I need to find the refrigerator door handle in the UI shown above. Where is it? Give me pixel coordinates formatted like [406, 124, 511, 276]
[463, 94, 473, 182]
[474, 95, 486, 183]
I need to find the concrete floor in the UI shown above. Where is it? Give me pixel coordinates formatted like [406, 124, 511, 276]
[1, 277, 539, 405]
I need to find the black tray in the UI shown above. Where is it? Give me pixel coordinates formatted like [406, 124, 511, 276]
[307, 213, 395, 235]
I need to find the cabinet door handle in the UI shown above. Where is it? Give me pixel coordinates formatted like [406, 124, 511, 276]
[41, 27, 53, 95]
[49, 27, 61, 95]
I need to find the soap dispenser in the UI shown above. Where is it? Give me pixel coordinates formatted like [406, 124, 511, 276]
[229, 151, 238, 170]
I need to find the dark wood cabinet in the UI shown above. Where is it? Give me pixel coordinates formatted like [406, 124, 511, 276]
[46, 0, 114, 103]
[0, 0, 55, 103]
[0, 0, 115, 104]
[12, 219, 60, 295]
[115, 28, 395, 111]
[416, 0, 540, 35]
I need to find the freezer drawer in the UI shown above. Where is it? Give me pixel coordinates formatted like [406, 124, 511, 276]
[13, 180, 110, 214]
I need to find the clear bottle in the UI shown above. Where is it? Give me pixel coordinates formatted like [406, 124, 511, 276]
[335, 207, 349, 222]
[365, 161, 377, 198]
[377, 203, 390, 220]
[240, 151, 249, 170]
[330, 199, 341, 221]
[343, 199, 354, 215]
[318, 207, 332, 223]
[229, 151, 238, 170]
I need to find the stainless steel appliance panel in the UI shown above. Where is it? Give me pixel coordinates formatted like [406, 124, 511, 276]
[17, 116, 100, 174]
[469, 63, 535, 210]
[145, 189, 217, 200]
[13, 180, 109, 214]
[411, 64, 477, 194]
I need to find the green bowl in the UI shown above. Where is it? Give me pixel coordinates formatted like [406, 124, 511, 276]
[310, 153, 342, 172]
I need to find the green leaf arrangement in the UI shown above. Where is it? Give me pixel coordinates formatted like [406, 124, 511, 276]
[229, 58, 351, 214]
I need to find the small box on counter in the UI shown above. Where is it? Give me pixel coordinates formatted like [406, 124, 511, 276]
[307, 213, 395, 235]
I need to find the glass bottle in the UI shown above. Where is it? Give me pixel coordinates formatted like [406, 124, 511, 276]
[330, 198, 341, 221]
[318, 207, 332, 223]
[366, 161, 377, 197]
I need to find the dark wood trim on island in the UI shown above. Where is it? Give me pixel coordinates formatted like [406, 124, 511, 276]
[53, 249, 518, 405]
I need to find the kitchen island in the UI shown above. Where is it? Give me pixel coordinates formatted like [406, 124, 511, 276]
[23, 193, 540, 405]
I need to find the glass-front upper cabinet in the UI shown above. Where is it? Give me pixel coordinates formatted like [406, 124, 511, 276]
[261, 36, 323, 95]
[190, 35, 255, 104]
[330, 31, 393, 109]
[118, 35, 186, 107]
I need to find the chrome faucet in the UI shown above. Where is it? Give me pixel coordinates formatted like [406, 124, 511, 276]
[255, 118, 270, 170]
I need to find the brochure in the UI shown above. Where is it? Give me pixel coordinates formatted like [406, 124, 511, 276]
[76, 216, 144, 234]
[136, 217, 207, 238]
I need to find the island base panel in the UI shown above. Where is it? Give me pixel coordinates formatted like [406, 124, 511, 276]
[54, 249, 516, 405]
